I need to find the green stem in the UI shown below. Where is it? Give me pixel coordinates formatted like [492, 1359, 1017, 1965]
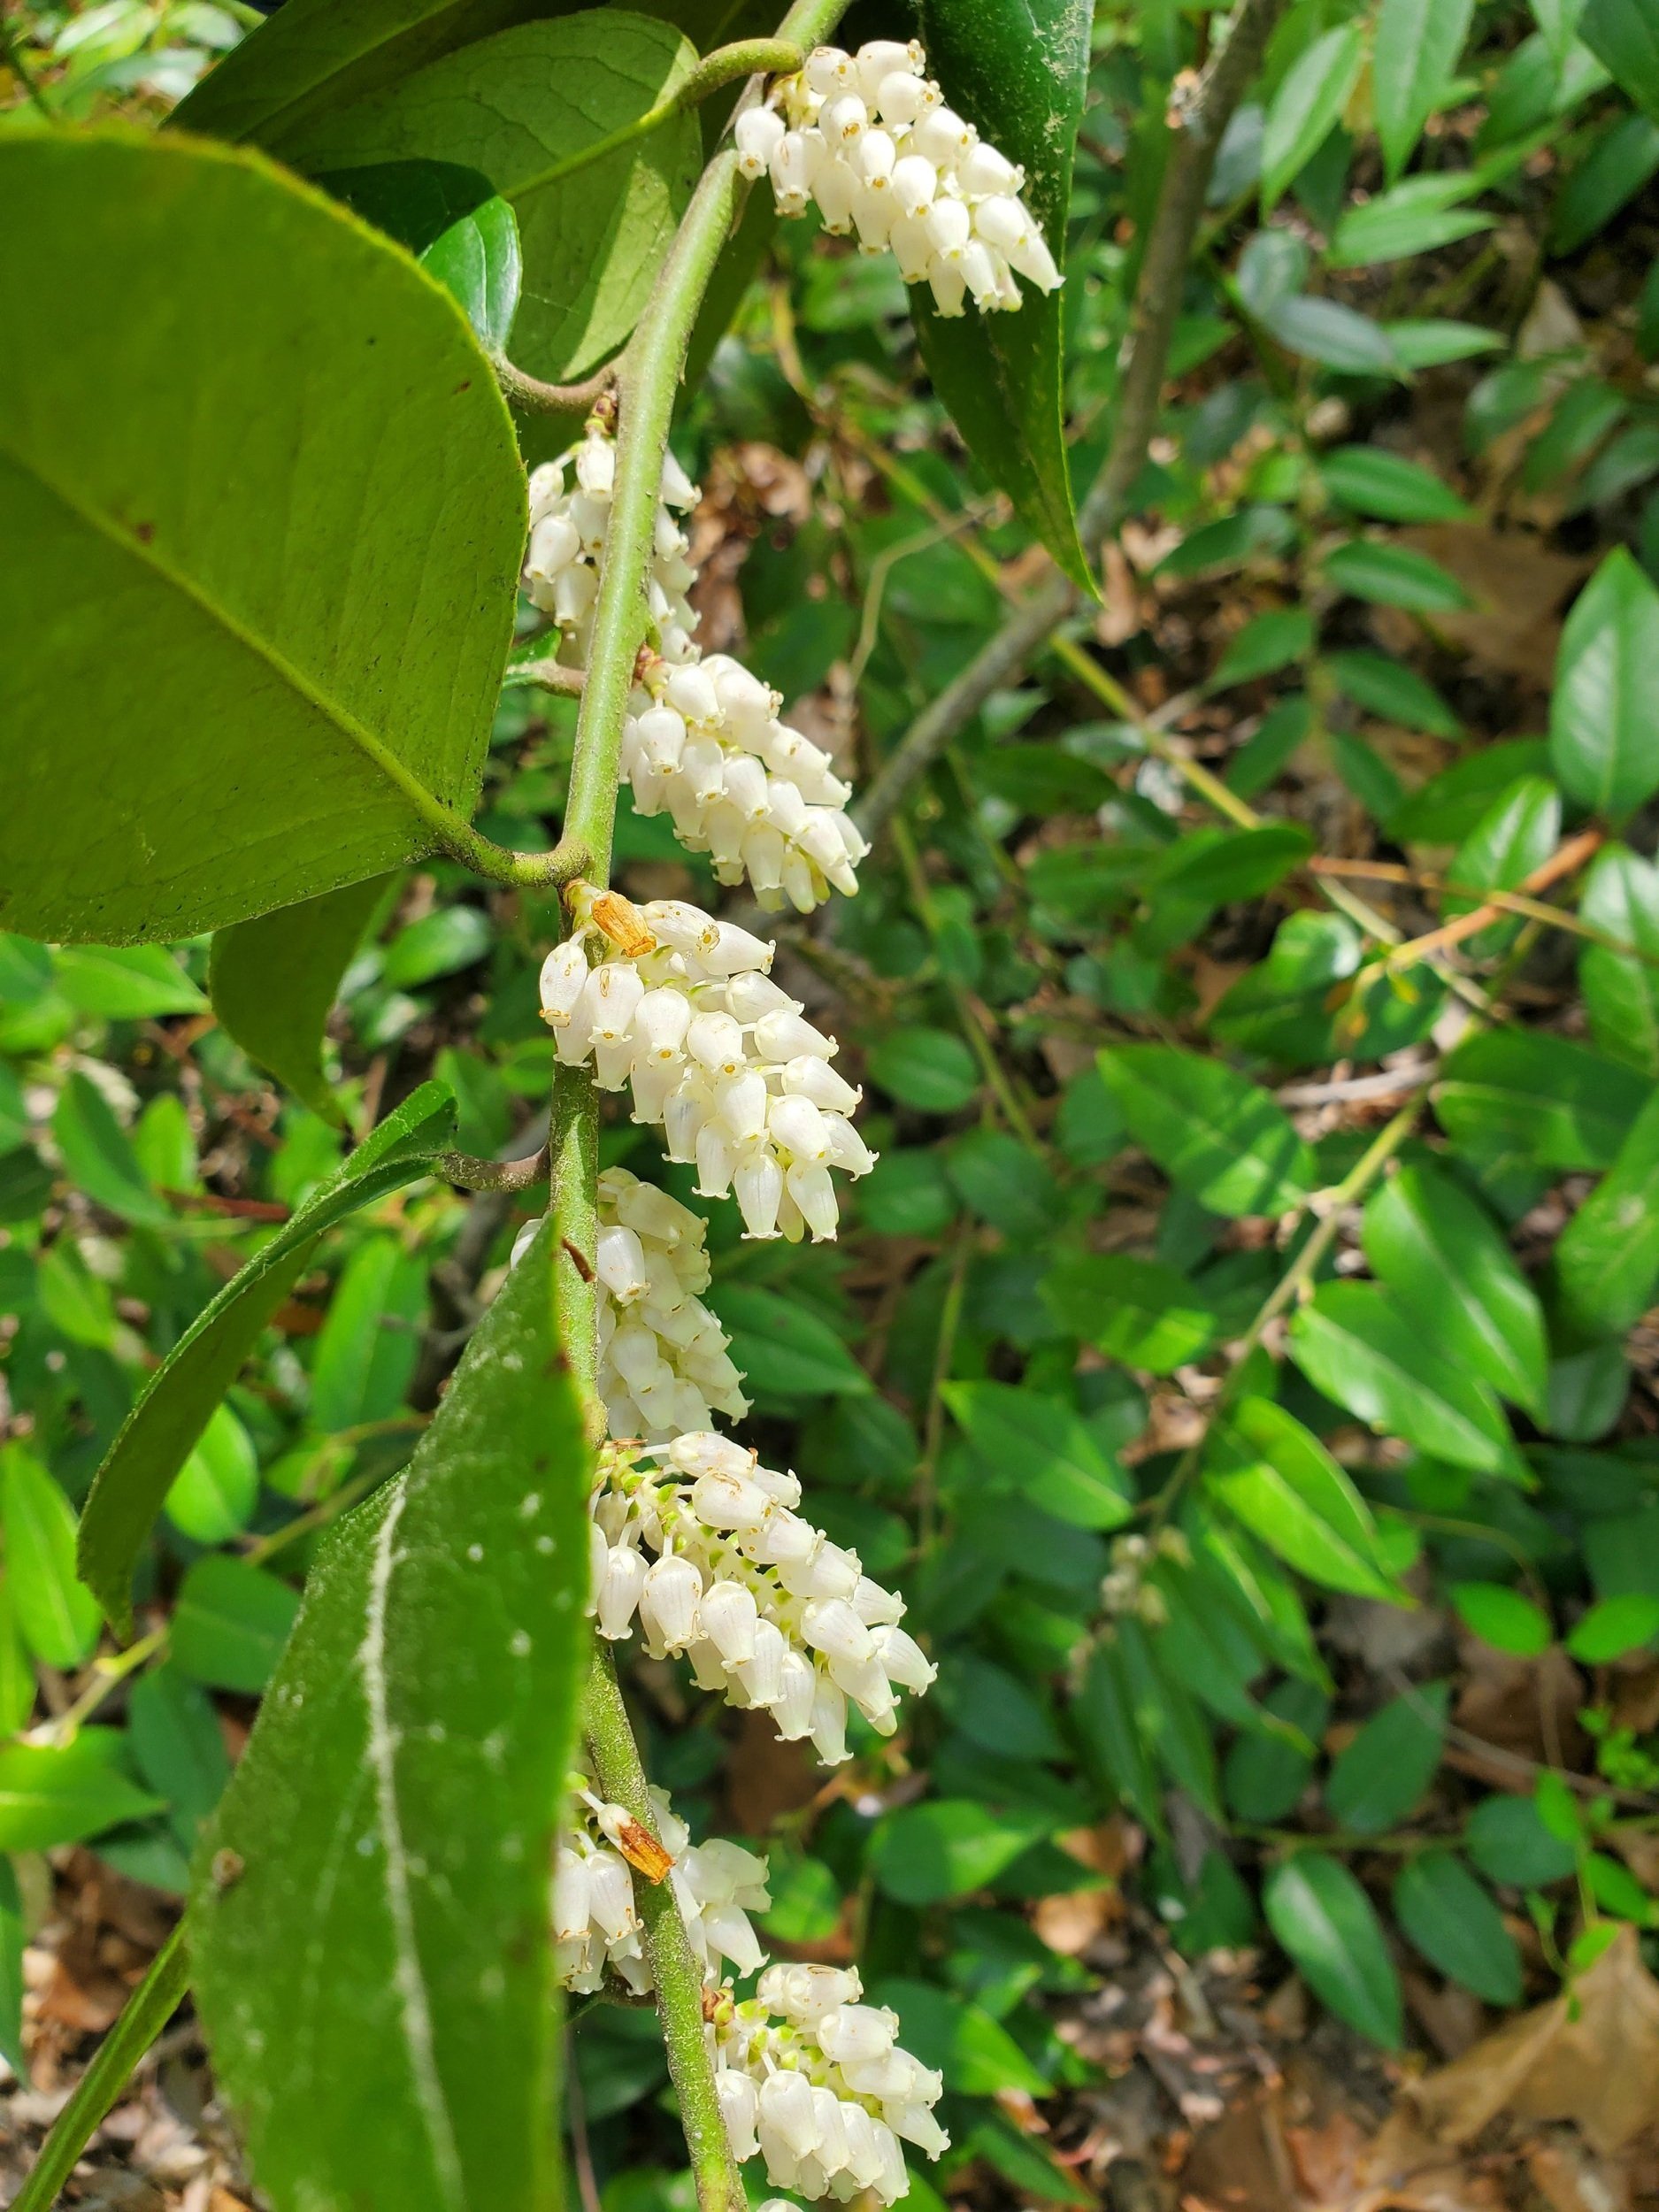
[583, 1647, 745, 2212]
[12, 1924, 191, 2212]
[511, 39, 804, 201]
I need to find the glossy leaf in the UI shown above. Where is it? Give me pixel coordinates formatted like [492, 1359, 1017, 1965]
[867, 1027, 979, 1113]
[0, 132, 523, 946]
[1466, 1793, 1578, 1886]
[943, 1381, 1135, 1530]
[869, 1800, 1048, 1904]
[1566, 1591, 1659, 1661]
[1325, 1683, 1448, 1833]
[1318, 447, 1471, 523]
[705, 1285, 871, 1402]
[1373, 0, 1476, 180]
[1263, 1855, 1402, 2047]
[52, 945, 206, 1021]
[1324, 539, 1472, 613]
[1580, 0, 1659, 124]
[1097, 1046, 1314, 1218]
[1549, 549, 1659, 820]
[1450, 1581, 1553, 1656]
[1362, 1165, 1548, 1416]
[1393, 1850, 1522, 2005]
[1204, 1398, 1402, 1602]
[1578, 845, 1659, 1073]
[1225, 1679, 1330, 1822]
[911, 0, 1091, 587]
[1435, 1028, 1648, 1171]
[311, 1236, 427, 1433]
[1262, 295, 1405, 376]
[172, 1556, 303, 1694]
[211, 879, 390, 1117]
[2, 1445, 102, 1671]
[191, 1217, 591, 2212]
[165, 1404, 262, 1547]
[282, 14, 702, 384]
[79, 1079, 457, 1631]
[1289, 1282, 1517, 1476]
[0, 1731, 163, 1853]
[1556, 1091, 1659, 1337]
[1261, 26, 1365, 210]
[1040, 1252, 1217, 1375]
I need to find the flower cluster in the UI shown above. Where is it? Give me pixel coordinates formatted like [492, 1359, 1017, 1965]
[595, 1165, 749, 1441]
[554, 1778, 770, 1997]
[714, 1963, 949, 2204]
[585, 1431, 936, 1764]
[540, 890, 873, 1243]
[1098, 1527, 1190, 1627]
[735, 39, 1062, 318]
[520, 421, 864, 910]
[623, 652, 868, 913]
[523, 424, 699, 666]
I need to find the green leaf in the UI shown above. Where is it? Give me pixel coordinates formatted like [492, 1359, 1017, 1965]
[1074, 1642, 1163, 1832]
[867, 1027, 979, 1114]
[1041, 1252, 1216, 1375]
[0, 1731, 163, 1853]
[191, 1215, 590, 2212]
[0, 1861, 21, 2074]
[1204, 1397, 1403, 1601]
[911, 0, 1091, 587]
[1324, 538, 1472, 612]
[1, 1445, 102, 1670]
[1579, 845, 1659, 1073]
[1263, 1855, 1402, 2047]
[346, 165, 522, 354]
[1260, 294, 1404, 376]
[1225, 1679, 1330, 1822]
[1325, 650, 1460, 737]
[311, 1236, 427, 1432]
[0, 131, 522, 947]
[1151, 822, 1314, 904]
[282, 14, 701, 385]
[1384, 319, 1503, 366]
[1327, 197, 1492, 268]
[128, 1663, 234, 1851]
[1532, 0, 1587, 68]
[1393, 1851, 1522, 2005]
[0, 1577, 35, 1737]
[1289, 1282, 1517, 1476]
[170, 0, 570, 151]
[1549, 549, 1659, 820]
[1557, 1090, 1659, 1337]
[1450, 1581, 1553, 1656]
[1434, 1028, 1648, 1171]
[1580, 0, 1659, 123]
[870, 1800, 1048, 1904]
[79, 1079, 457, 1632]
[942, 1380, 1135, 1530]
[1445, 774, 1562, 952]
[54, 1072, 170, 1227]
[1361, 1165, 1548, 1416]
[1466, 1793, 1578, 1886]
[210, 878, 388, 1116]
[1212, 608, 1316, 688]
[1097, 1045, 1315, 1218]
[1372, 0, 1476, 180]
[869, 1975, 1051, 2098]
[1551, 111, 1659, 252]
[382, 904, 492, 989]
[1318, 447, 1471, 523]
[1115, 1618, 1222, 1818]
[165, 1403, 262, 1546]
[52, 945, 207, 1021]
[1325, 1683, 1448, 1833]
[172, 1556, 303, 1694]
[704, 1285, 871, 1402]
[1261, 26, 1366, 210]
[1568, 1591, 1659, 1661]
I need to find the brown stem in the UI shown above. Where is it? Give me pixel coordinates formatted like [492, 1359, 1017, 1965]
[435, 1145, 549, 1194]
[493, 357, 616, 416]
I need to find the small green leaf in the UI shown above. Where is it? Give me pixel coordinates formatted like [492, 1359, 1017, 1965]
[1435, 1028, 1648, 1172]
[1325, 650, 1460, 736]
[1557, 1091, 1659, 1337]
[1466, 1794, 1578, 1886]
[1205, 1397, 1403, 1601]
[944, 1130, 1063, 1240]
[380, 904, 492, 990]
[867, 1027, 979, 1114]
[1328, 196, 1492, 267]
[52, 944, 207, 1020]
[0, 1861, 21, 2073]
[1263, 293, 1406, 376]
[191, 1215, 591, 2212]
[911, 0, 1092, 586]
[1318, 447, 1471, 523]
[1097, 1045, 1315, 1218]
[1566, 1592, 1659, 1662]
[1261, 26, 1366, 210]
[942, 1380, 1135, 1530]
[1041, 1252, 1217, 1374]
[311, 1236, 426, 1433]
[1450, 1581, 1553, 1656]
[2, 1445, 102, 1671]
[172, 1556, 303, 1694]
[1263, 1855, 1402, 2046]
[1290, 1282, 1519, 1476]
[1324, 539, 1473, 612]
[705, 1285, 871, 1402]
[1372, 0, 1477, 180]
[0, 1731, 163, 1852]
[79, 1079, 456, 1631]
[1325, 1683, 1448, 1833]
[128, 1662, 234, 1850]
[53, 1073, 170, 1227]
[1211, 608, 1315, 688]
[869, 1975, 1052, 2097]
[1225, 1679, 1330, 1822]
[165, 1403, 262, 1546]
[1549, 549, 1659, 820]
[1362, 1165, 1548, 1416]
[870, 1800, 1048, 1904]
[1580, 0, 1659, 124]
[210, 877, 388, 1116]
[1393, 1851, 1522, 2005]
[1578, 845, 1659, 1073]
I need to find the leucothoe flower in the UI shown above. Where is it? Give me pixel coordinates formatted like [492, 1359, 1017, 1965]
[595, 1165, 749, 1440]
[622, 652, 868, 913]
[586, 1432, 936, 1765]
[524, 420, 701, 666]
[540, 889, 874, 1244]
[733, 38, 1062, 319]
[710, 1962, 949, 2203]
[554, 1776, 771, 1997]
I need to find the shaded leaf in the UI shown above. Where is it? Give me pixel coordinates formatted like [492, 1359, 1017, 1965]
[2, 1445, 102, 1670]
[1290, 1282, 1517, 1476]
[1325, 1682, 1448, 1833]
[1261, 26, 1365, 210]
[211, 877, 390, 1116]
[1556, 1091, 1659, 1337]
[1263, 1855, 1402, 2047]
[1204, 1397, 1403, 1601]
[1549, 549, 1659, 820]
[1373, 0, 1477, 179]
[1097, 1045, 1315, 1217]
[1394, 1850, 1523, 2005]
[0, 1731, 162, 1853]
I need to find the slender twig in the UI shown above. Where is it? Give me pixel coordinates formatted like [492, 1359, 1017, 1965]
[492, 359, 616, 418]
[10, 1925, 191, 2212]
[503, 657, 588, 695]
[436, 1144, 549, 1194]
[44, 1627, 166, 1744]
[849, 0, 1285, 846]
[1365, 829, 1605, 974]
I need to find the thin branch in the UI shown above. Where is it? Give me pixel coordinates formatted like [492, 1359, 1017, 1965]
[503, 657, 587, 695]
[492, 358, 616, 418]
[850, 0, 1285, 846]
[1365, 828, 1606, 976]
[435, 1144, 549, 1194]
